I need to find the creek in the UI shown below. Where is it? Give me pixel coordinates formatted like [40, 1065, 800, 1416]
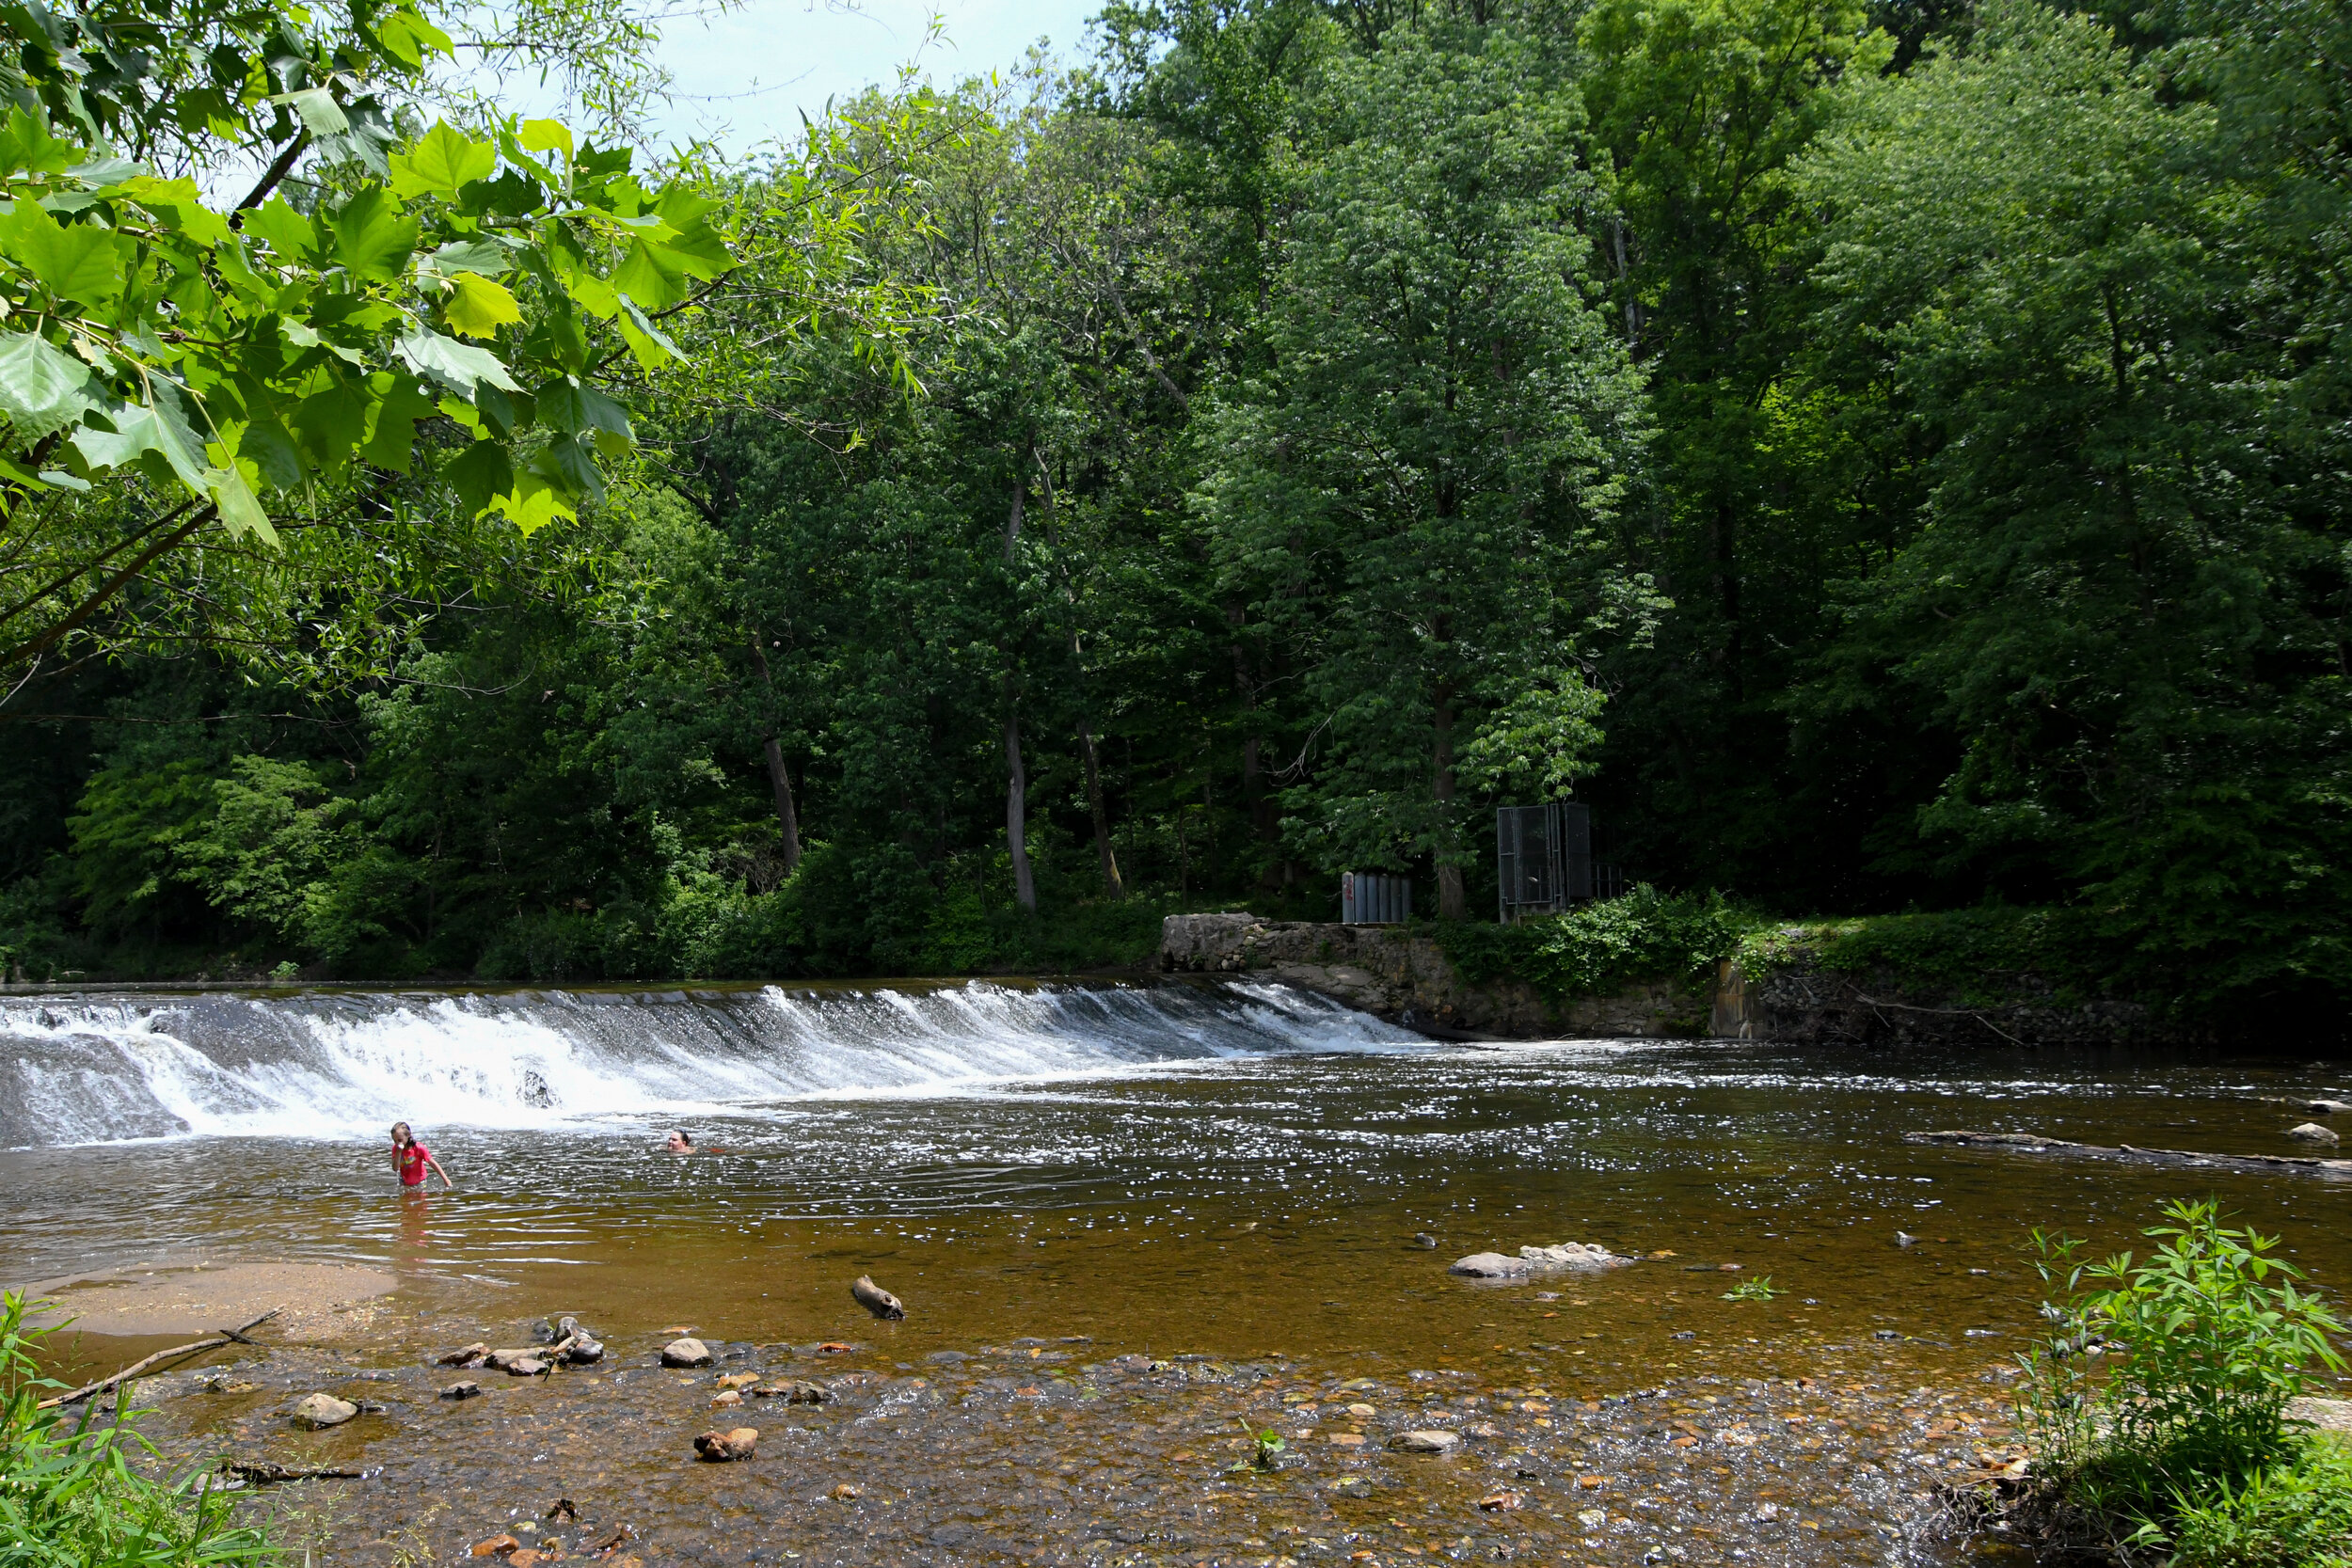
[3, 979, 2348, 1567]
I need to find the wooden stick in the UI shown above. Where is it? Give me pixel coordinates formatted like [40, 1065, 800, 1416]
[37, 1307, 281, 1410]
[1906, 1131, 2352, 1180]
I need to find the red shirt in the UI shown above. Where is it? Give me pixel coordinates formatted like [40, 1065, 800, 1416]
[399, 1141, 432, 1186]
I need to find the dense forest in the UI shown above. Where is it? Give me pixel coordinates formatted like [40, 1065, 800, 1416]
[0, 0, 2343, 1024]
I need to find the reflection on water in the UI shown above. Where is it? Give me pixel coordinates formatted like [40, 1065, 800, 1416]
[6, 987, 2351, 1565]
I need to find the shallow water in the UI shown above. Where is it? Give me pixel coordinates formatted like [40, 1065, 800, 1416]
[6, 981, 2350, 1566]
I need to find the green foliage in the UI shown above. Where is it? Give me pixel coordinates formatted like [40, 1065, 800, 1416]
[0, 1291, 273, 1566]
[2164, 1440, 2352, 1568]
[1433, 888, 1744, 1002]
[2018, 1201, 2347, 1549]
[1722, 1275, 1781, 1302]
[1738, 907, 2108, 994]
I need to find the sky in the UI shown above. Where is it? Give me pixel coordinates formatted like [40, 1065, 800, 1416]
[629, 0, 1104, 155]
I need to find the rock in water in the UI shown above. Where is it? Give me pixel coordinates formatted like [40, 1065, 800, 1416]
[437, 1341, 490, 1367]
[661, 1338, 713, 1368]
[1450, 1243, 1627, 1277]
[563, 1337, 604, 1365]
[1409, 1232, 1438, 1249]
[440, 1380, 484, 1401]
[693, 1426, 759, 1462]
[1518, 1243, 1626, 1269]
[2290, 1122, 2342, 1146]
[503, 1356, 549, 1377]
[850, 1275, 906, 1320]
[484, 1348, 542, 1370]
[1389, 1430, 1461, 1453]
[290, 1393, 358, 1429]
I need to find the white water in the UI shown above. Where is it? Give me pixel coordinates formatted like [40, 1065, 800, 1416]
[0, 980, 1420, 1148]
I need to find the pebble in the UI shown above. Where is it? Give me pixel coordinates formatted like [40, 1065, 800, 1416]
[471, 1534, 520, 1558]
[693, 1426, 759, 1462]
[1327, 1433, 1366, 1448]
[2290, 1122, 2342, 1146]
[711, 1390, 743, 1408]
[1388, 1430, 1460, 1453]
[713, 1372, 760, 1390]
[290, 1393, 358, 1429]
[203, 1375, 259, 1394]
[662, 1338, 713, 1368]
[440, 1381, 484, 1401]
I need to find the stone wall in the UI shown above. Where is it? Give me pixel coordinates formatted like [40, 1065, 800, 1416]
[1717, 957, 2201, 1048]
[1160, 913, 1707, 1039]
[1164, 912, 2200, 1046]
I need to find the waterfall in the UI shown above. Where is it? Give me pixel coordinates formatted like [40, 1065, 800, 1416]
[0, 980, 1418, 1148]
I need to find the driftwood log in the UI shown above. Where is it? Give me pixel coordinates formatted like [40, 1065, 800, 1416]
[1906, 1130, 2352, 1180]
[38, 1308, 281, 1410]
[220, 1459, 365, 1485]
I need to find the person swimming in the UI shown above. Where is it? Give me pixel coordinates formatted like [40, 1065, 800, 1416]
[391, 1121, 453, 1190]
[665, 1129, 694, 1153]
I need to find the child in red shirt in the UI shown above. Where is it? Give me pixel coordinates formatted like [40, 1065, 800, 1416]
[390, 1121, 453, 1190]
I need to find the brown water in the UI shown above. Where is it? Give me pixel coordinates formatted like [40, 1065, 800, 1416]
[6, 986, 2350, 1566]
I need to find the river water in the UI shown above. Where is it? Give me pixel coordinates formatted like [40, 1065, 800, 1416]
[3, 979, 2348, 1568]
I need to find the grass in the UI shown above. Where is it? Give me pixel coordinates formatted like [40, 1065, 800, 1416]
[0, 1291, 274, 1567]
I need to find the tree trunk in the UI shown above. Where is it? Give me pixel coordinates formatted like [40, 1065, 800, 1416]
[1005, 704, 1037, 911]
[1434, 681, 1466, 921]
[749, 639, 803, 872]
[1078, 718, 1123, 899]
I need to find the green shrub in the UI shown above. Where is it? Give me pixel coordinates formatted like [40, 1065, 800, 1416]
[2018, 1200, 2347, 1553]
[1432, 887, 1743, 1002]
[0, 1292, 273, 1566]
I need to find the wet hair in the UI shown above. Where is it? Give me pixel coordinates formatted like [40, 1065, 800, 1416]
[391, 1121, 412, 1142]
[669, 1129, 693, 1148]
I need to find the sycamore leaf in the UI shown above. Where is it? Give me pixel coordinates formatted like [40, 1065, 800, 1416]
[328, 186, 420, 283]
[0, 204, 129, 303]
[609, 238, 691, 309]
[520, 119, 574, 162]
[361, 372, 438, 472]
[425, 239, 511, 277]
[489, 471, 573, 537]
[395, 327, 521, 396]
[289, 378, 372, 473]
[389, 120, 497, 198]
[245, 196, 319, 261]
[0, 107, 80, 177]
[268, 86, 350, 135]
[441, 437, 513, 515]
[0, 331, 103, 439]
[203, 457, 278, 544]
[532, 431, 603, 504]
[614, 292, 682, 370]
[443, 272, 521, 339]
[70, 397, 208, 492]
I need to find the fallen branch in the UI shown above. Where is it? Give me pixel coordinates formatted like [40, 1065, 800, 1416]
[1906, 1131, 2352, 1180]
[219, 1459, 364, 1485]
[37, 1308, 281, 1410]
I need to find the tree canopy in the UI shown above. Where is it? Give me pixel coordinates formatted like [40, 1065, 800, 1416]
[2, 0, 2344, 1028]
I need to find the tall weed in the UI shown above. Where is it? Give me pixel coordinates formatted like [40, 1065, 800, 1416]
[0, 1292, 273, 1566]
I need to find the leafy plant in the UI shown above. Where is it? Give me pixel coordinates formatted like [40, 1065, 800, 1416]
[1434, 887, 1744, 1002]
[1722, 1275, 1782, 1302]
[2017, 1201, 2346, 1548]
[2163, 1438, 2352, 1568]
[0, 1291, 273, 1565]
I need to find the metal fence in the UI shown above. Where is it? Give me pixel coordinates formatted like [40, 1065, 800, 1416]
[1497, 802, 1627, 922]
[1341, 871, 1412, 925]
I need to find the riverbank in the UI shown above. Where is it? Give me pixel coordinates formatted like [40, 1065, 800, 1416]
[1162, 903, 2239, 1048]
